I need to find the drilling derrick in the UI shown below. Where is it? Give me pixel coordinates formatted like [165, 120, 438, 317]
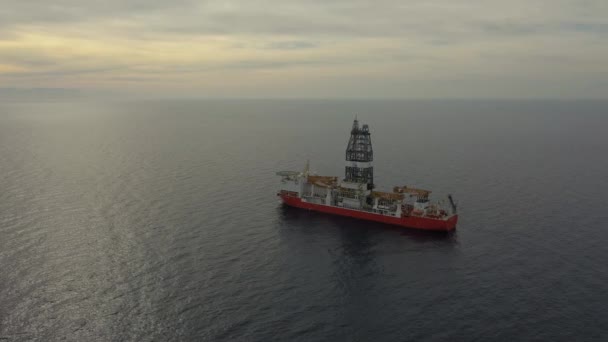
[344, 119, 374, 188]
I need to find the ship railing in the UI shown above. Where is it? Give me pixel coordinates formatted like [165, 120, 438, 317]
[279, 190, 299, 197]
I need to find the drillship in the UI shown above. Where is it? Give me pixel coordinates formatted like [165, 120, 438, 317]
[276, 119, 458, 231]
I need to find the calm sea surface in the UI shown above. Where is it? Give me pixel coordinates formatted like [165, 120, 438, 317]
[1, 100, 607, 341]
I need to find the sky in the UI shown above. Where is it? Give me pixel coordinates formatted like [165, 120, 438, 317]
[0, 0, 607, 99]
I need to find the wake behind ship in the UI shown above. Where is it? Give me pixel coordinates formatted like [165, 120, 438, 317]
[276, 119, 458, 231]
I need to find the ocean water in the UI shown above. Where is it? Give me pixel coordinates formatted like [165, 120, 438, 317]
[1, 99, 607, 341]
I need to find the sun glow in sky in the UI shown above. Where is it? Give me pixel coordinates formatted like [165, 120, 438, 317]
[1, 0, 607, 98]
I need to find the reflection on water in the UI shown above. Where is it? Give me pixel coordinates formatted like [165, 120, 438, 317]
[276, 204, 459, 285]
[276, 204, 462, 339]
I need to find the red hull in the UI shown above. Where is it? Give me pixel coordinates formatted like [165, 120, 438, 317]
[279, 194, 457, 232]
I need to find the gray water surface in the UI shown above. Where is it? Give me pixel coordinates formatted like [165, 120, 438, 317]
[1, 100, 607, 341]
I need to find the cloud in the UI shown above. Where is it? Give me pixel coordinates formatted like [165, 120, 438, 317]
[264, 41, 318, 50]
[0, 0, 607, 98]
[3, 1, 605, 38]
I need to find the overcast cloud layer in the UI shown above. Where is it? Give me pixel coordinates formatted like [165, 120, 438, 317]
[1, 0, 607, 98]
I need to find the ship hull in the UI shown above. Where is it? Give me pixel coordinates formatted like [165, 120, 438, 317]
[279, 194, 457, 232]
